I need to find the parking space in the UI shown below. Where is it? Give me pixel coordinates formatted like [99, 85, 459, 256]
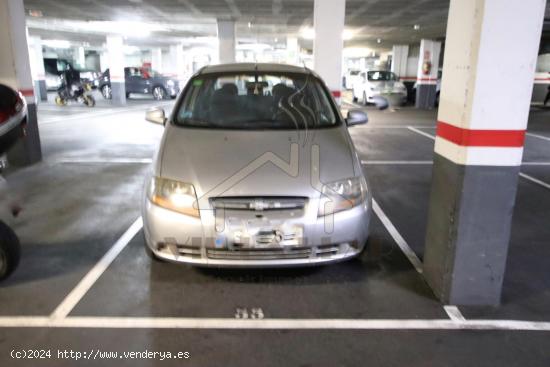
[1, 99, 550, 365]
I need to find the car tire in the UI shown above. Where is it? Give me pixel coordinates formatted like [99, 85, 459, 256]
[101, 85, 112, 100]
[84, 95, 95, 107]
[126, 92, 131, 99]
[54, 96, 67, 106]
[152, 86, 166, 101]
[0, 221, 20, 281]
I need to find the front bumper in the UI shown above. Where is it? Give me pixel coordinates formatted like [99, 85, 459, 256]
[369, 92, 407, 105]
[167, 86, 180, 97]
[142, 197, 371, 267]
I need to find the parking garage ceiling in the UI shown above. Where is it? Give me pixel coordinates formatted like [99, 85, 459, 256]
[22, 0, 550, 50]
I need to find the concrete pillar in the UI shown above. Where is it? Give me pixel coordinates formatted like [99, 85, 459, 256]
[167, 43, 187, 87]
[313, 0, 345, 104]
[75, 46, 86, 69]
[28, 36, 47, 102]
[286, 37, 299, 66]
[391, 45, 409, 79]
[217, 20, 236, 64]
[423, 0, 546, 306]
[151, 47, 162, 73]
[415, 39, 441, 109]
[105, 35, 126, 105]
[99, 52, 108, 72]
[0, 0, 42, 166]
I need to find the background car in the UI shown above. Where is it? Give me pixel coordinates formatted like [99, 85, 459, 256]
[98, 67, 180, 100]
[352, 70, 408, 106]
[0, 84, 26, 155]
[0, 83, 25, 281]
[343, 69, 362, 90]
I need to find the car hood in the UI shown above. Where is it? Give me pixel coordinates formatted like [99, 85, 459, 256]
[152, 75, 176, 84]
[158, 126, 358, 201]
[368, 80, 404, 89]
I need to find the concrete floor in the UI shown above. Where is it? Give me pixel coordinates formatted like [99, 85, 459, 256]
[0, 94, 549, 366]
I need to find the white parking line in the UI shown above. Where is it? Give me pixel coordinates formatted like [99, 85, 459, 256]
[362, 160, 433, 165]
[50, 217, 143, 319]
[405, 128, 550, 190]
[372, 199, 423, 274]
[361, 160, 550, 166]
[444, 306, 466, 322]
[519, 173, 550, 190]
[407, 126, 436, 140]
[1, 316, 550, 331]
[39, 101, 173, 125]
[526, 132, 550, 142]
[50, 158, 153, 164]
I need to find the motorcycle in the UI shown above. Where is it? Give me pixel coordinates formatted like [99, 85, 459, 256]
[55, 79, 96, 107]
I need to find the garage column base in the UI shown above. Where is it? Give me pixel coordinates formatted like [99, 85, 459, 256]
[415, 84, 437, 109]
[7, 102, 42, 166]
[423, 154, 519, 306]
[110, 81, 126, 106]
[34, 80, 47, 102]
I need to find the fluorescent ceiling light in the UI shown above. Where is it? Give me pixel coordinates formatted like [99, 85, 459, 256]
[300, 27, 355, 41]
[343, 29, 355, 41]
[299, 27, 315, 40]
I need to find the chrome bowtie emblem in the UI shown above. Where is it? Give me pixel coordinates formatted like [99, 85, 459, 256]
[251, 199, 266, 211]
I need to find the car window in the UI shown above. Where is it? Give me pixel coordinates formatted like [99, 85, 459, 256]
[56, 60, 69, 72]
[128, 68, 143, 77]
[367, 71, 397, 81]
[175, 72, 339, 130]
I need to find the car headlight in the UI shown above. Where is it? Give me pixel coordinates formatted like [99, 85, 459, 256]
[318, 176, 368, 216]
[147, 177, 200, 217]
[167, 80, 175, 87]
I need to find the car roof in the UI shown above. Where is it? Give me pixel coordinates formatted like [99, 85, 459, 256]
[197, 63, 315, 76]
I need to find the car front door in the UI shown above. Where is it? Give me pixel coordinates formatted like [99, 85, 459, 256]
[125, 67, 144, 95]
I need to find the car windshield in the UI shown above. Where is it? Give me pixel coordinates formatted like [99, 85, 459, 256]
[367, 71, 397, 81]
[175, 72, 338, 130]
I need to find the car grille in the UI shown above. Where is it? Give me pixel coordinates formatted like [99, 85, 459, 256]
[205, 244, 341, 261]
[210, 197, 306, 211]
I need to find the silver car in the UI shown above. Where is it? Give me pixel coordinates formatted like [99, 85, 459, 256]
[142, 63, 372, 267]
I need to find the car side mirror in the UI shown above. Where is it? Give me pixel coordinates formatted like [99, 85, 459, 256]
[145, 107, 166, 125]
[345, 109, 368, 126]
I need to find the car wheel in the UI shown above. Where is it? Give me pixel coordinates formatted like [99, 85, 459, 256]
[0, 221, 20, 281]
[54, 96, 67, 106]
[101, 85, 112, 100]
[83, 95, 95, 107]
[152, 86, 166, 100]
[126, 92, 130, 99]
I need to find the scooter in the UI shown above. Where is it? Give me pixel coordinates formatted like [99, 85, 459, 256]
[55, 79, 96, 107]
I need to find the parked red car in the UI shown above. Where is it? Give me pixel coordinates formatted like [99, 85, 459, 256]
[0, 83, 25, 280]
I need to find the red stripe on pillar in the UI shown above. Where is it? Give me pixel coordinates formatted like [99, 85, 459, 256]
[436, 121, 525, 147]
[332, 90, 341, 98]
[19, 89, 34, 96]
